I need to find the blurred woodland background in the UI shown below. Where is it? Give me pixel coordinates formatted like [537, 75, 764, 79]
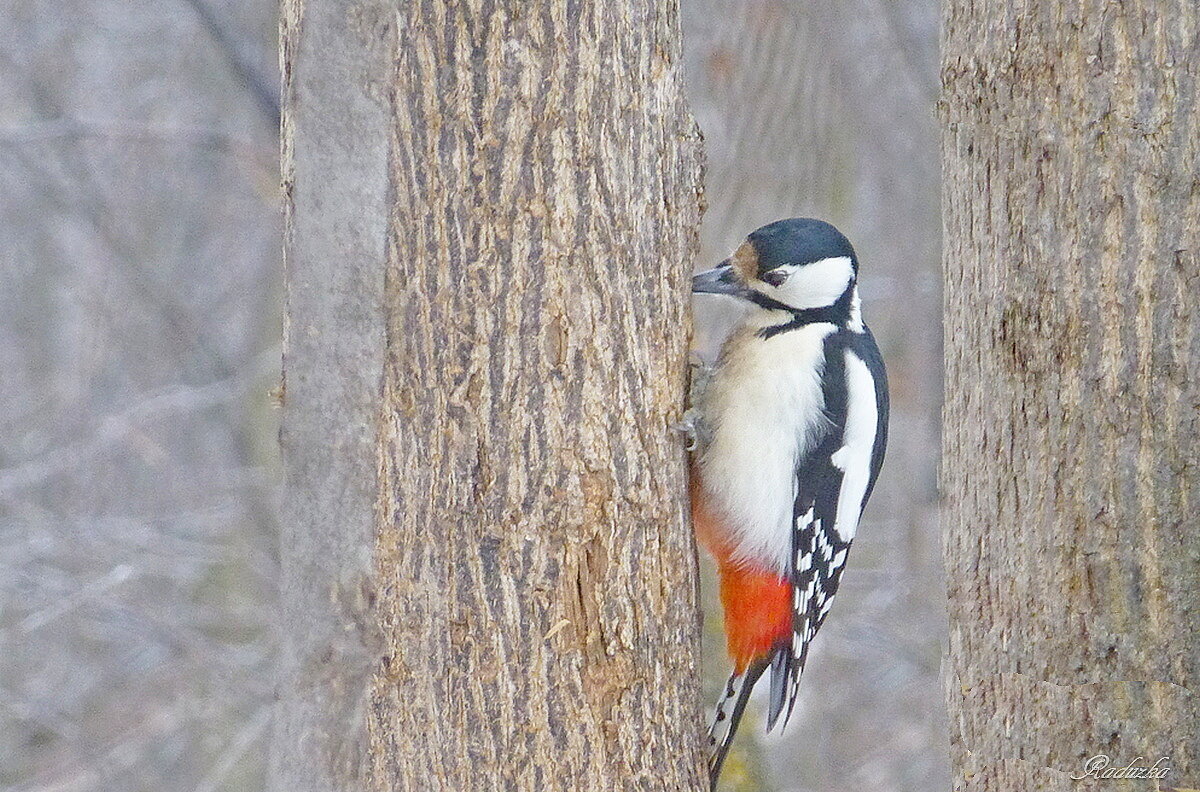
[0, 1, 942, 790]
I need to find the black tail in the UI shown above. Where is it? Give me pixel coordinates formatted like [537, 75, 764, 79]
[765, 644, 794, 731]
[706, 658, 769, 789]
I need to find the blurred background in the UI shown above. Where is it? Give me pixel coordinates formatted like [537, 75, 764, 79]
[0, 1, 941, 790]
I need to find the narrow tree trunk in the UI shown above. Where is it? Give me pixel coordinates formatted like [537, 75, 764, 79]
[942, 3, 1199, 790]
[269, 2, 392, 790]
[368, 1, 706, 790]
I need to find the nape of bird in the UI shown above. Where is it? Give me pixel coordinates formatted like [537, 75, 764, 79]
[689, 218, 889, 788]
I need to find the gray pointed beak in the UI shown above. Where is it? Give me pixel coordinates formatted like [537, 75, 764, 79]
[692, 260, 749, 298]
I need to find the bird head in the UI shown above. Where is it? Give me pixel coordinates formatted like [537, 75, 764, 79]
[693, 218, 859, 320]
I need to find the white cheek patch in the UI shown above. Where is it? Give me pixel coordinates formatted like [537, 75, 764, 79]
[760, 256, 855, 310]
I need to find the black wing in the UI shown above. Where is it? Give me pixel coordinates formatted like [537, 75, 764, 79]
[768, 328, 889, 729]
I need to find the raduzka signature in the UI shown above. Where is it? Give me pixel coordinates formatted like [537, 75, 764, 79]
[1072, 754, 1170, 780]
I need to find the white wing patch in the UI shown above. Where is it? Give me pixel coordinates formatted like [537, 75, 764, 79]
[830, 350, 879, 541]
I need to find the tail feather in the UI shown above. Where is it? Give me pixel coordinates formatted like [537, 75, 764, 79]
[765, 646, 792, 731]
[783, 616, 818, 726]
[706, 660, 768, 789]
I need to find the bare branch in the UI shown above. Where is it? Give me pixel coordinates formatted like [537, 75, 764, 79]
[0, 118, 274, 175]
[193, 707, 272, 792]
[0, 350, 279, 497]
[180, 0, 280, 127]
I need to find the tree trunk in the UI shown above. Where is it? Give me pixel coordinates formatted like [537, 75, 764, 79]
[942, 3, 1200, 790]
[369, 1, 705, 788]
[274, 0, 706, 790]
[269, 1, 392, 790]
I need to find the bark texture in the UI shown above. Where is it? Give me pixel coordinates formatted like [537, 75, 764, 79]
[369, 1, 706, 790]
[270, 2, 392, 791]
[942, 2, 1200, 790]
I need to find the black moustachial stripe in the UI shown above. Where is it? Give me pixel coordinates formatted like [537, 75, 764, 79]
[756, 283, 855, 338]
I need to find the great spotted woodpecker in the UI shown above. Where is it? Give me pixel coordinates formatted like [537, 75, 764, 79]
[689, 218, 889, 786]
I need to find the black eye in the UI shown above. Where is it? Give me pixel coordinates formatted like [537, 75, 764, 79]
[761, 268, 788, 287]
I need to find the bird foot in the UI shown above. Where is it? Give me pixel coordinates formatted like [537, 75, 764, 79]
[672, 408, 701, 452]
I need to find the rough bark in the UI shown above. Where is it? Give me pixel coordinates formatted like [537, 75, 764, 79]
[942, 2, 1200, 790]
[269, 2, 392, 790]
[366, 1, 706, 791]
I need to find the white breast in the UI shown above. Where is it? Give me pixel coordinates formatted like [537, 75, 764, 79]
[698, 320, 836, 573]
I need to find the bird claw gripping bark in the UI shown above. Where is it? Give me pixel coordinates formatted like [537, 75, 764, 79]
[673, 353, 713, 451]
[673, 407, 702, 451]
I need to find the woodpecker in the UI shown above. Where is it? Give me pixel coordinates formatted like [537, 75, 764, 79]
[689, 218, 889, 786]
